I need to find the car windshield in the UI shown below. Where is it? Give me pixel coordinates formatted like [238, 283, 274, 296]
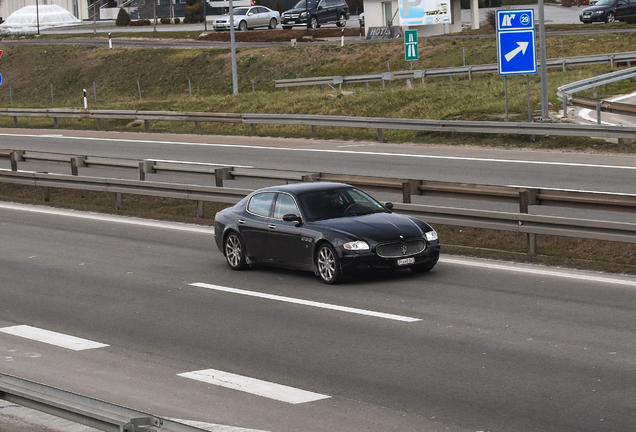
[233, 8, 248, 15]
[298, 187, 389, 221]
[293, 0, 320, 9]
[595, 0, 615, 5]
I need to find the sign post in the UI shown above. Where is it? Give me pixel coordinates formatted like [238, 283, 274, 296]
[404, 29, 418, 61]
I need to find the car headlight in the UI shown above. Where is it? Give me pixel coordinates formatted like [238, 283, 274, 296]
[425, 230, 438, 242]
[301, 12, 307, 17]
[594, 10, 604, 14]
[343, 240, 370, 251]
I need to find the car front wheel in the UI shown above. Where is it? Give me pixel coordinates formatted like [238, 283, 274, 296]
[316, 243, 342, 284]
[605, 12, 616, 23]
[224, 232, 249, 270]
[239, 20, 248, 31]
[309, 16, 319, 29]
[336, 13, 347, 27]
[269, 18, 278, 29]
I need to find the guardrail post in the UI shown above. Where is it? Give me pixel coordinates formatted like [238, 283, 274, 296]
[596, 100, 602, 125]
[144, 120, 150, 131]
[610, 55, 614, 71]
[214, 167, 233, 187]
[43, 187, 50, 203]
[115, 192, 123, 210]
[13, 116, 18, 127]
[71, 158, 79, 176]
[468, 67, 472, 82]
[401, 180, 418, 204]
[519, 189, 538, 256]
[195, 121, 200, 131]
[251, 124, 257, 134]
[197, 200, 205, 218]
[10, 151, 18, 171]
[562, 58, 566, 72]
[138, 162, 145, 181]
[97, 118, 102, 129]
[377, 128, 384, 143]
[54, 118, 59, 129]
[311, 125, 317, 137]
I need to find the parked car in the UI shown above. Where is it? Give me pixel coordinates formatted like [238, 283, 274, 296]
[214, 182, 440, 284]
[213, 6, 280, 31]
[281, 0, 350, 29]
[579, 0, 636, 23]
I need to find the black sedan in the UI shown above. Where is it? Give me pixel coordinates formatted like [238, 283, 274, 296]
[214, 182, 440, 284]
[579, 0, 636, 23]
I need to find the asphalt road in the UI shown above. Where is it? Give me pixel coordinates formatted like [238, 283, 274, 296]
[1, 202, 636, 432]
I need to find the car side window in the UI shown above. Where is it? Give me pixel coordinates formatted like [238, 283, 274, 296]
[247, 192, 275, 217]
[273, 193, 299, 219]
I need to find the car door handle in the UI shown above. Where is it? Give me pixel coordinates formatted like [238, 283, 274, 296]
[268, 224, 277, 229]
[238, 219, 246, 224]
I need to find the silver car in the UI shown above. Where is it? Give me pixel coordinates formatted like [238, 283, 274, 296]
[213, 6, 280, 31]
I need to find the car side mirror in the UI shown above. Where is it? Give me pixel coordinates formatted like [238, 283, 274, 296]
[384, 202, 394, 210]
[283, 214, 302, 223]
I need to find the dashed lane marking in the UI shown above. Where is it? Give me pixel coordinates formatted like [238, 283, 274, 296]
[0, 325, 109, 351]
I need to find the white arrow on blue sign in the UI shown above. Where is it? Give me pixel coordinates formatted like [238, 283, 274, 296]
[496, 9, 537, 76]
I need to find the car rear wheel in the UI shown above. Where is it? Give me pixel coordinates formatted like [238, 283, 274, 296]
[309, 16, 319, 29]
[224, 232, 248, 270]
[316, 243, 342, 284]
[269, 18, 278, 29]
[605, 12, 616, 23]
[239, 20, 248, 31]
[336, 13, 347, 27]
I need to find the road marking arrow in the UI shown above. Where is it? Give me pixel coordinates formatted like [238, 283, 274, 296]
[504, 41, 529, 62]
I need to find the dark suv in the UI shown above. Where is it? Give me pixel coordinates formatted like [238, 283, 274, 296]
[281, 0, 350, 29]
[580, 0, 636, 23]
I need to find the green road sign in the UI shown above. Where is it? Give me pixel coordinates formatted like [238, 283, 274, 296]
[404, 30, 418, 61]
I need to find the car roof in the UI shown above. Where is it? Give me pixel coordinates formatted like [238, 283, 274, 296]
[255, 182, 350, 195]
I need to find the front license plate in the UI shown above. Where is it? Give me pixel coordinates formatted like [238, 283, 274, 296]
[397, 257, 415, 266]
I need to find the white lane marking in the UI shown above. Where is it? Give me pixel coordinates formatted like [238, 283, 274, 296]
[189, 282, 421, 322]
[168, 418, 270, 432]
[1, 132, 635, 171]
[0, 325, 109, 351]
[178, 369, 330, 404]
[440, 257, 636, 288]
[4, 202, 636, 288]
[0, 202, 213, 234]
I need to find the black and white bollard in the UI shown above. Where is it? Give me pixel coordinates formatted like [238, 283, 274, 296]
[341, 28, 344, 47]
[108, 32, 112, 49]
[83, 89, 88, 109]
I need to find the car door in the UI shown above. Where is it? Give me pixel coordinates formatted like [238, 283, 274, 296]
[316, 0, 331, 24]
[268, 193, 313, 270]
[240, 192, 275, 261]
[615, 0, 631, 18]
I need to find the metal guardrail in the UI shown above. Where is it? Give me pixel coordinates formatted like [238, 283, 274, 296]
[2, 155, 636, 252]
[275, 51, 636, 89]
[0, 373, 209, 432]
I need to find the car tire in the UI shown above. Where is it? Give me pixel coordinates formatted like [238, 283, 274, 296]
[269, 18, 278, 29]
[409, 262, 436, 273]
[605, 12, 616, 23]
[239, 20, 248, 31]
[316, 243, 342, 284]
[224, 232, 249, 271]
[309, 16, 319, 29]
[336, 13, 347, 27]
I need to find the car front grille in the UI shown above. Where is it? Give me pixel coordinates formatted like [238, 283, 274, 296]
[376, 239, 426, 258]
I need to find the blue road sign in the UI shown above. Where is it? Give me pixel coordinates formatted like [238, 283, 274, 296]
[496, 9, 537, 76]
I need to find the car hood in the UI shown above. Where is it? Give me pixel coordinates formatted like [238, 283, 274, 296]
[582, 5, 611, 11]
[283, 8, 310, 14]
[316, 213, 425, 243]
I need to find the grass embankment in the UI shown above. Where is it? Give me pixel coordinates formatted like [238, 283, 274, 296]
[0, 26, 635, 274]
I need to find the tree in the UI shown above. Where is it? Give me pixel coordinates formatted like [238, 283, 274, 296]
[184, 0, 204, 23]
[116, 7, 131, 26]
